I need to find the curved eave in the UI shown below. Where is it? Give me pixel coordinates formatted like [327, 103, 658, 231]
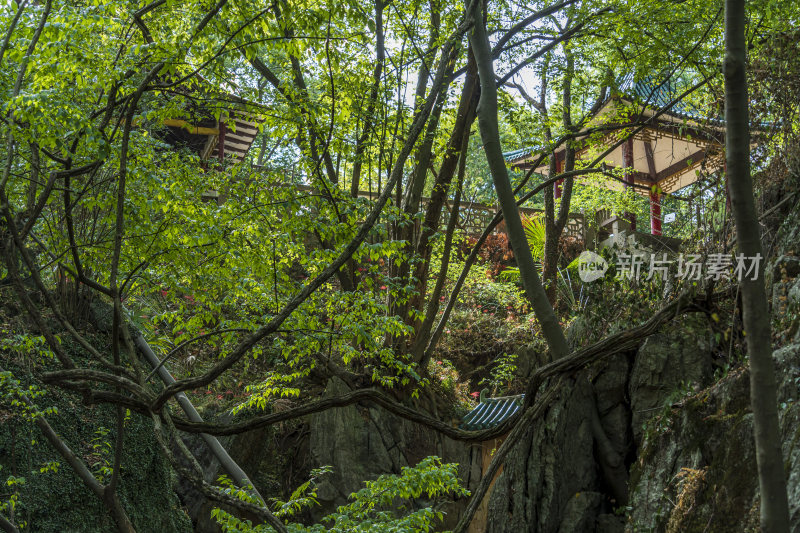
[460, 395, 524, 431]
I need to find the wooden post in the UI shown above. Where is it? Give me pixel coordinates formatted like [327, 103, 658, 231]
[622, 137, 636, 231]
[622, 138, 634, 189]
[644, 140, 661, 235]
[649, 190, 662, 235]
[217, 119, 226, 166]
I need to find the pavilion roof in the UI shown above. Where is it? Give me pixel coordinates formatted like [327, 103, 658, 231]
[503, 74, 729, 195]
[460, 394, 524, 431]
[616, 72, 723, 126]
[157, 79, 263, 165]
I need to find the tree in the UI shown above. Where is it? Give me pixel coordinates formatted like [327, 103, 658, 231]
[2, 0, 797, 531]
[723, 0, 790, 530]
[467, 0, 570, 359]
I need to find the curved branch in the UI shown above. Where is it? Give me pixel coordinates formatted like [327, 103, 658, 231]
[41, 369, 152, 400]
[144, 328, 252, 382]
[0, 0, 28, 71]
[170, 387, 517, 441]
[150, 411, 288, 533]
[0, 366, 135, 531]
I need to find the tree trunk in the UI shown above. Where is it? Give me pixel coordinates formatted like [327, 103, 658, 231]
[410, 99, 474, 362]
[467, 0, 569, 360]
[724, 1, 790, 531]
[350, 0, 385, 198]
[542, 49, 575, 305]
[390, 31, 453, 335]
[406, 53, 479, 352]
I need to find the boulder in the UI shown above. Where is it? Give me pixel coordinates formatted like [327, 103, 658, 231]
[486, 377, 598, 533]
[629, 319, 712, 445]
[307, 376, 480, 528]
[627, 341, 800, 532]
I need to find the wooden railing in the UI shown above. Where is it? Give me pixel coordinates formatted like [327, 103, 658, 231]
[440, 199, 586, 240]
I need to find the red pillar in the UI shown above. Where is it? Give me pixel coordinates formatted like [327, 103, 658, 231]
[555, 157, 563, 199]
[650, 190, 662, 235]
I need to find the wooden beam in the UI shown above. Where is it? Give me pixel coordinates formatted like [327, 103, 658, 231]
[643, 141, 658, 180]
[163, 119, 219, 136]
[229, 122, 258, 135]
[226, 134, 257, 145]
[218, 120, 225, 163]
[656, 149, 707, 181]
[225, 132, 255, 141]
[220, 139, 253, 151]
[201, 135, 217, 160]
[630, 170, 655, 184]
[645, 118, 722, 146]
[214, 144, 249, 155]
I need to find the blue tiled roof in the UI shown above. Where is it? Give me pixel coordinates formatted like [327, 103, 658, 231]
[615, 72, 721, 125]
[460, 394, 524, 430]
[503, 147, 538, 162]
[502, 72, 730, 163]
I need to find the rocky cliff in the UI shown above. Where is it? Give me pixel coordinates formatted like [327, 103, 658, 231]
[483, 173, 800, 532]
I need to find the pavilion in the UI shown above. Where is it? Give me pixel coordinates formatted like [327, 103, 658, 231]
[161, 111, 261, 166]
[460, 392, 524, 533]
[155, 78, 263, 167]
[504, 75, 727, 237]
